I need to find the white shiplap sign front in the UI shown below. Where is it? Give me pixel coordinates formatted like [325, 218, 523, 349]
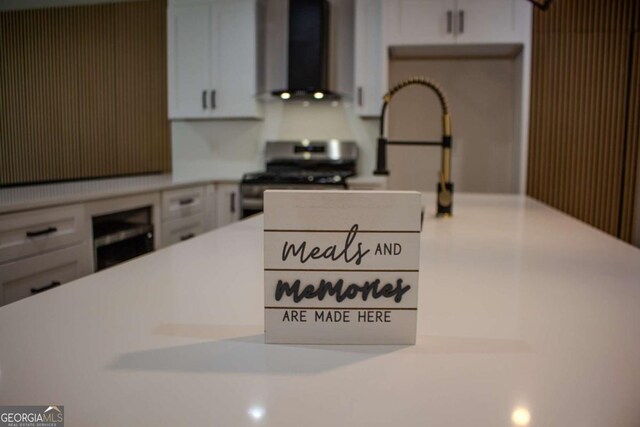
[264, 190, 421, 344]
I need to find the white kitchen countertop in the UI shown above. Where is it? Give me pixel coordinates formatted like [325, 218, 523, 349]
[1, 193, 639, 426]
[0, 173, 242, 214]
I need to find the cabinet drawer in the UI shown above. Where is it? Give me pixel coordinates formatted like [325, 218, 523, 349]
[0, 204, 86, 264]
[0, 244, 87, 306]
[161, 186, 205, 221]
[161, 213, 206, 247]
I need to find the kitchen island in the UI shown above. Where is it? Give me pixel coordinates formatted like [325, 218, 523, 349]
[1, 193, 639, 426]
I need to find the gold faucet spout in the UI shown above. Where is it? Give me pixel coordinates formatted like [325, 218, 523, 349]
[375, 76, 454, 216]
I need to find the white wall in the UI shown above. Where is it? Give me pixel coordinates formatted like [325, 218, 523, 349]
[386, 57, 519, 193]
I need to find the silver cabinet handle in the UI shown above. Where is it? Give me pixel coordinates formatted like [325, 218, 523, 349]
[446, 10, 452, 34]
[230, 192, 236, 214]
[357, 86, 363, 106]
[210, 90, 216, 109]
[202, 90, 207, 109]
[179, 197, 194, 206]
[458, 10, 464, 34]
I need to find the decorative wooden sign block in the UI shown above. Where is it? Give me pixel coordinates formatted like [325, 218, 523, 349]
[264, 190, 422, 345]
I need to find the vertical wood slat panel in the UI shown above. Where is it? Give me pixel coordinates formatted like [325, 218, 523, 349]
[620, 28, 640, 241]
[0, 0, 170, 186]
[527, 0, 639, 242]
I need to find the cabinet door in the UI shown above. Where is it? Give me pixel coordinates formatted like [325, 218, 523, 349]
[203, 183, 217, 231]
[383, 0, 456, 46]
[215, 183, 240, 228]
[0, 244, 90, 306]
[0, 204, 86, 264]
[210, 0, 260, 118]
[161, 185, 205, 221]
[167, 4, 212, 119]
[161, 213, 207, 247]
[454, 0, 518, 44]
[354, 0, 384, 117]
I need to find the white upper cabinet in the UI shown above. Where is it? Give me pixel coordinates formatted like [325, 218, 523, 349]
[382, 0, 527, 46]
[168, 4, 211, 119]
[214, 1, 261, 117]
[168, 0, 261, 119]
[354, 0, 384, 117]
[383, 0, 455, 46]
[454, 0, 522, 44]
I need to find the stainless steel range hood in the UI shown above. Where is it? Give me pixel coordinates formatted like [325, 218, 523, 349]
[271, 0, 340, 101]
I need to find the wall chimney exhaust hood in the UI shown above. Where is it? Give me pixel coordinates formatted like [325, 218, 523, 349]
[272, 0, 340, 101]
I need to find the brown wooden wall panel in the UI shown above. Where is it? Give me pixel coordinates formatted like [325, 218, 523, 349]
[619, 30, 640, 242]
[0, 0, 170, 186]
[528, 0, 640, 243]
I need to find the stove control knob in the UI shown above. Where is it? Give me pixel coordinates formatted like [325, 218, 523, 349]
[333, 175, 341, 182]
[307, 176, 314, 182]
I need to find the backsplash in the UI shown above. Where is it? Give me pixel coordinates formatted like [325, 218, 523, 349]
[171, 101, 379, 179]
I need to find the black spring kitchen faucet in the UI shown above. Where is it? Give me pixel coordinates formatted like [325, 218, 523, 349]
[373, 76, 453, 217]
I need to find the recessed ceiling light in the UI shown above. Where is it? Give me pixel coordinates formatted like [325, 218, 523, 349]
[280, 92, 291, 100]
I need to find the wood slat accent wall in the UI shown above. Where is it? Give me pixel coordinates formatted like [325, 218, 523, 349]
[0, 0, 170, 186]
[620, 30, 640, 242]
[528, 0, 640, 243]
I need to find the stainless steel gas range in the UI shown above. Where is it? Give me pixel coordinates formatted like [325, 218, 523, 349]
[240, 140, 358, 218]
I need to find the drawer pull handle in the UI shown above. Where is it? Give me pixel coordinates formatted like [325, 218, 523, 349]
[31, 281, 61, 294]
[180, 233, 195, 241]
[179, 198, 194, 206]
[26, 226, 58, 237]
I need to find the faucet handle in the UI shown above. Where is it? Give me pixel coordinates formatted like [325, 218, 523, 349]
[437, 171, 453, 216]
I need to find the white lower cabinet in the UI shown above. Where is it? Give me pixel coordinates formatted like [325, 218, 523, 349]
[204, 183, 217, 231]
[160, 184, 212, 248]
[161, 185, 205, 221]
[0, 243, 90, 306]
[215, 183, 240, 228]
[0, 180, 242, 304]
[0, 203, 85, 264]
[161, 213, 207, 246]
[159, 182, 240, 247]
